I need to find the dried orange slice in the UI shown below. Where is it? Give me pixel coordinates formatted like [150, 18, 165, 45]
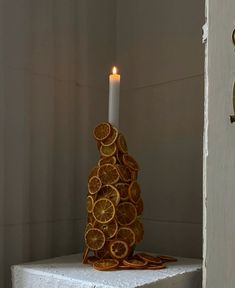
[101, 127, 118, 146]
[110, 240, 129, 260]
[93, 259, 119, 271]
[98, 185, 120, 206]
[158, 255, 177, 262]
[136, 197, 144, 215]
[129, 219, 144, 243]
[86, 196, 94, 213]
[85, 222, 93, 233]
[123, 154, 139, 171]
[85, 228, 105, 251]
[87, 255, 99, 265]
[115, 183, 129, 201]
[116, 164, 132, 182]
[123, 258, 147, 268]
[116, 202, 137, 226]
[100, 143, 117, 157]
[83, 247, 89, 264]
[98, 156, 116, 166]
[93, 198, 115, 224]
[93, 122, 111, 141]
[88, 166, 99, 181]
[88, 176, 102, 195]
[116, 151, 124, 164]
[95, 241, 111, 259]
[98, 164, 119, 185]
[131, 170, 138, 181]
[95, 218, 118, 239]
[117, 134, 128, 153]
[87, 213, 95, 225]
[128, 181, 141, 203]
[136, 253, 162, 264]
[116, 227, 135, 247]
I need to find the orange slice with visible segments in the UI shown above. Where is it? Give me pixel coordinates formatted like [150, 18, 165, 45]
[85, 228, 105, 251]
[86, 196, 94, 213]
[93, 122, 111, 141]
[117, 134, 128, 153]
[123, 154, 139, 171]
[115, 183, 129, 201]
[93, 198, 115, 224]
[98, 185, 120, 206]
[116, 202, 137, 226]
[128, 181, 141, 203]
[98, 156, 116, 166]
[101, 127, 118, 146]
[100, 143, 117, 157]
[93, 259, 119, 271]
[110, 240, 129, 260]
[98, 164, 119, 185]
[88, 176, 102, 195]
[95, 218, 118, 239]
[116, 227, 135, 247]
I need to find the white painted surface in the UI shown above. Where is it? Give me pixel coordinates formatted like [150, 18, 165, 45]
[204, 0, 235, 287]
[12, 253, 202, 288]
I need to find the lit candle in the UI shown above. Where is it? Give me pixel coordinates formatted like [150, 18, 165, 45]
[109, 66, 120, 128]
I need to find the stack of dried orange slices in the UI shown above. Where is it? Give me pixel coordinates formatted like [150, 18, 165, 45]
[83, 122, 176, 271]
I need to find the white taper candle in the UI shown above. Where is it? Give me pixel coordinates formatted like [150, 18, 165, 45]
[108, 66, 120, 128]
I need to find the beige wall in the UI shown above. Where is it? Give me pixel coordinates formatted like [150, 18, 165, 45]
[116, 0, 204, 258]
[0, 1, 115, 287]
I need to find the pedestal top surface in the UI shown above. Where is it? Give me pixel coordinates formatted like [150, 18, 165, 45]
[12, 253, 202, 288]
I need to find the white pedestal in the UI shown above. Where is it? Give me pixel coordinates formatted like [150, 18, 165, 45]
[12, 253, 202, 288]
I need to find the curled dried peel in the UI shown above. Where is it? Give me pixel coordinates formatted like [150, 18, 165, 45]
[117, 134, 128, 153]
[128, 181, 141, 203]
[88, 176, 102, 195]
[86, 195, 94, 213]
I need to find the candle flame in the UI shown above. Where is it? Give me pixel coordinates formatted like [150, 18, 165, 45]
[112, 66, 117, 74]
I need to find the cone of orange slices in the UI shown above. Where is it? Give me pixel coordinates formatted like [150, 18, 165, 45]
[83, 122, 177, 270]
